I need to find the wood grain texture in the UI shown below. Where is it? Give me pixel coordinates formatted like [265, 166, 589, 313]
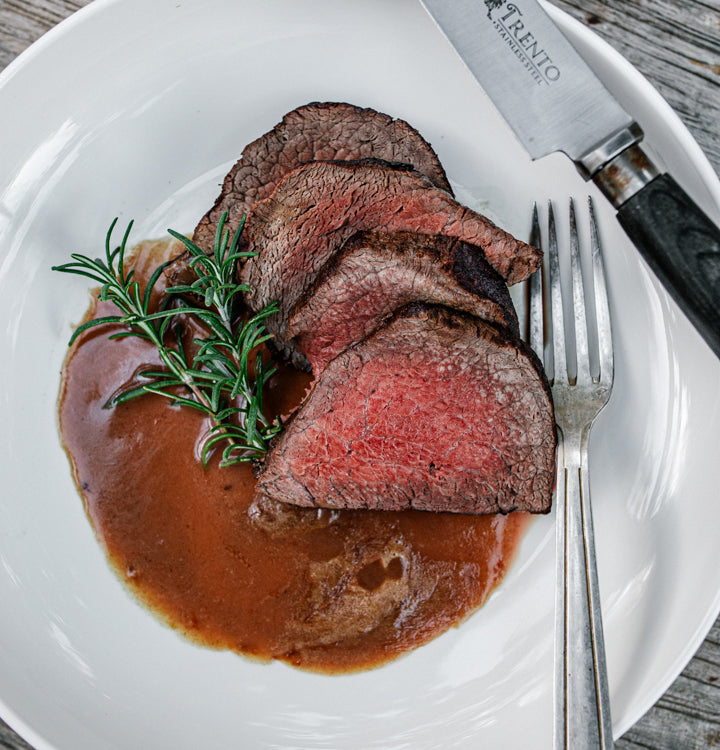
[0, 0, 89, 70]
[553, 0, 720, 174]
[0, 1, 719, 748]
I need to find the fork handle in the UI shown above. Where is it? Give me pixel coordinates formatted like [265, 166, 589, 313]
[555, 461, 614, 750]
[615, 173, 720, 359]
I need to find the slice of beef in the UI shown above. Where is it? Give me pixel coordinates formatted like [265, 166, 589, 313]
[241, 160, 540, 344]
[192, 101, 452, 254]
[257, 304, 556, 516]
[286, 230, 520, 376]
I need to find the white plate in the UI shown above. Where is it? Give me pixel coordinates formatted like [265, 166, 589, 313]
[1, 1, 719, 748]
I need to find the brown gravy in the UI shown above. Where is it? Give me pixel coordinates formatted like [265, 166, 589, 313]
[57, 238, 528, 673]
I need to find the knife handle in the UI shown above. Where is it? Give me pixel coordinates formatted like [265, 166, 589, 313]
[616, 173, 720, 358]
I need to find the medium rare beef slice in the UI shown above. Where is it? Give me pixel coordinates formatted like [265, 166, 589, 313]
[193, 101, 452, 253]
[242, 160, 541, 341]
[257, 305, 556, 516]
[286, 231, 520, 375]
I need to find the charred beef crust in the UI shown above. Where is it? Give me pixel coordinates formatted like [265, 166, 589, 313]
[291, 230, 518, 324]
[192, 102, 453, 254]
[241, 159, 541, 346]
[450, 239, 520, 312]
[257, 304, 556, 516]
[286, 230, 520, 375]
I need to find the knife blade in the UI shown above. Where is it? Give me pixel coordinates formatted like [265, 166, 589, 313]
[420, 0, 720, 359]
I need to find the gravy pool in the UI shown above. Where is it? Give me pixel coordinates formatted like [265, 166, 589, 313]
[57, 238, 528, 672]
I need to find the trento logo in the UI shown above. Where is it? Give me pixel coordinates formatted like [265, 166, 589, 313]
[484, 1, 561, 85]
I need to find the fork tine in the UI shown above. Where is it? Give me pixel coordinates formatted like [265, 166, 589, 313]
[569, 199, 591, 385]
[529, 203, 544, 361]
[547, 202, 567, 385]
[548, 196, 614, 750]
[588, 197, 614, 387]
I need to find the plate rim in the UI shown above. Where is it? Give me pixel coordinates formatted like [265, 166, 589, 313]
[1, 1, 719, 748]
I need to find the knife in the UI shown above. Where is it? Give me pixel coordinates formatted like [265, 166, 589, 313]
[420, 0, 720, 360]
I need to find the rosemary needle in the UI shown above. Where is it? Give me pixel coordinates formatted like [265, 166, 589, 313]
[53, 212, 282, 466]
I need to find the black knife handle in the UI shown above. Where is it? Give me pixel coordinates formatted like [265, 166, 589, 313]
[616, 173, 720, 358]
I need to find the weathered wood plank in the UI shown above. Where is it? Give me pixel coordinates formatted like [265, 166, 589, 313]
[0, 0, 90, 71]
[553, 0, 720, 173]
[0, 1, 719, 749]
[0, 724, 33, 750]
[616, 619, 720, 749]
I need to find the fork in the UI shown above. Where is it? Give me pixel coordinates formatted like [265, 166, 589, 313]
[529, 197, 615, 750]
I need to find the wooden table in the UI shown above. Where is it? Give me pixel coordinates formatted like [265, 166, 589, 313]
[0, 1, 718, 748]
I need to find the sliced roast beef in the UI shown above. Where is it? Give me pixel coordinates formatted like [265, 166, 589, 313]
[192, 102, 452, 253]
[257, 304, 556, 516]
[242, 160, 540, 346]
[286, 230, 520, 376]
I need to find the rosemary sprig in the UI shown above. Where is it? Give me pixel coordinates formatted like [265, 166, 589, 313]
[53, 213, 282, 466]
